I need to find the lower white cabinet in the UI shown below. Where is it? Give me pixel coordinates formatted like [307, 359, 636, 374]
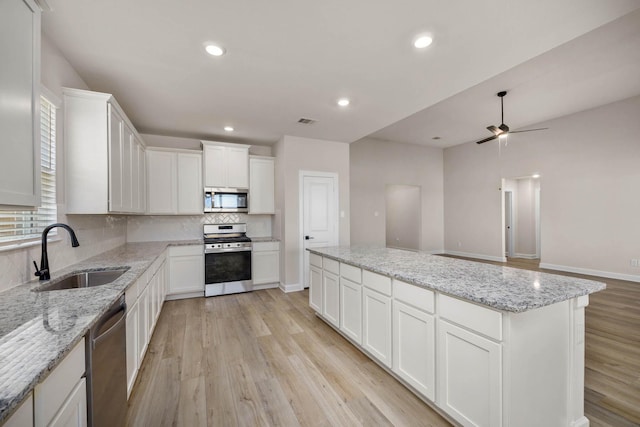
[339, 277, 362, 344]
[251, 241, 280, 286]
[309, 264, 323, 313]
[437, 320, 502, 427]
[167, 245, 204, 299]
[393, 300, 435, 400]
[322, 271, 340, 327]
[34, 338, 86, 427]
[4, 393, 33, 427]
[125, 256, 166, 398]
[362, 287, 392, 368]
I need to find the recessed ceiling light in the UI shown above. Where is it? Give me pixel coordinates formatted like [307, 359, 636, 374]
[337, 98, 350, 107]
[414, 35, 433, 49]
[532, 174, 540, 179]
[224, 126, 234, 132]
[205, 44, 225, 56]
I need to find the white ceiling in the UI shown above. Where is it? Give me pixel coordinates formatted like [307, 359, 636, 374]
[42, 0, 640, 147]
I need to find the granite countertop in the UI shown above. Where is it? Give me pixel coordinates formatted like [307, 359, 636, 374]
[0, 240, 200, 423]
[308, 246, 606, 313]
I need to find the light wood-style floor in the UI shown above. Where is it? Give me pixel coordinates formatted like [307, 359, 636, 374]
[126, 288, 451, 427]
[127, 258, 640, 427]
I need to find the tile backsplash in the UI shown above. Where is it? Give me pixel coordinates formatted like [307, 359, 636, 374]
[0, 213, 126, 293]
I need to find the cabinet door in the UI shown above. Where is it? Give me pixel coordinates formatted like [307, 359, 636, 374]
[226, 146, 249, 188]
[340, 278, 362, 344]
[108, 106, 124, 212]
[137, 143, 146, 213]
[362, 288, 392, 368]
[121, 126, 133, 212]
[4, 393, 33, 427]
[393, 300, 435, 400]
[203, 144, 226, 187]
[249, 157, 275, 214]
[48, 378, 87, 427]
[137, 285, 149, 364]
[168, 249, 204, 296]
[177, 153, 203, 214]
[251, 250, 279, 285]
[0, 0, 40, 208]
[146, 150, 177, 214]
[309, 265, 323, 313]
[438, 320, 502, 427]
[322, 271, 340, 327]
[126, 299, 139, 398]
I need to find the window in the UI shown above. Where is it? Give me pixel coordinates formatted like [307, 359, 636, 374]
[0, 94, 58, 243]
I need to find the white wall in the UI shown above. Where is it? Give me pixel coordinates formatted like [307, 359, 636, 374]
[0, 35, 127, 293]
[444, 95, 640, 280]
[350, 138, 444, 252]
[141, 133, 273, 156]
[274, 135, 350, 288]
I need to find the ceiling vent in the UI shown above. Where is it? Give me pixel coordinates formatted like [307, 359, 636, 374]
[297, 118, 316, 125]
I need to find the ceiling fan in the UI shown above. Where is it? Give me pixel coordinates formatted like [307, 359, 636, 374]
[475, 91, 548, 144]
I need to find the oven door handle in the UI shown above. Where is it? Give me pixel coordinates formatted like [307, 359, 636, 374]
[205, 247, 252, 254]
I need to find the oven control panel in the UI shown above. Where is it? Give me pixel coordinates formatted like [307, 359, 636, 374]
[205, 242, 252, 253]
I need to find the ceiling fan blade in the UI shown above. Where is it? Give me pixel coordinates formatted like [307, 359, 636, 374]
[487, 125, 500, 135]
[475, 135, 498, 144]
[509, 127, 549, 134]
[499, 123, 509, 133]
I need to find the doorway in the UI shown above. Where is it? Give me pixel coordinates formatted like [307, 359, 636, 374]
[502, 176, 541, 260]
[300, 171, 339, 288]
[385, 184, 421, 251]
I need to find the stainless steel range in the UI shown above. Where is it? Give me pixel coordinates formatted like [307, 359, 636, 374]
[204, 223, 253, 297]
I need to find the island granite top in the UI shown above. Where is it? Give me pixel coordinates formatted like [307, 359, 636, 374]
[0, 240, 200, 423]
[308, 246, 606, 313]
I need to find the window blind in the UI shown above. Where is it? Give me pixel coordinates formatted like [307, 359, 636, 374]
[0, 95, 58, 243]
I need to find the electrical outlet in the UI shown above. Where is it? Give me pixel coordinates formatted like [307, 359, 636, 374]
[631, 259, 639, 268]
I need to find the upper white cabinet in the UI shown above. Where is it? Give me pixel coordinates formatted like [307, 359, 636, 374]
[201, 141, 250, 188]
[63, 88, 146, 214]
[146, 148, 202, 215]
[249, 156, 275, 214]
[0, 0, 41, 208]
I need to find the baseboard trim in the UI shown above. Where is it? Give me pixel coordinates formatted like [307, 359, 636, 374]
[279, 282, 303, 293]
[539, 263, 640, 283]
[513, 253, 538, 260]
[443, 250, 507, 263]
[165, 291, 203, 301]
[253, 283, 279, 291]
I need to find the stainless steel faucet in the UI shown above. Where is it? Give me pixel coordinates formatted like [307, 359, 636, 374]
[33, 223, 80, 281]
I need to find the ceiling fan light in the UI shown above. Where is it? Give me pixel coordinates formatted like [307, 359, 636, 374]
[498, 133, 509, 139]
[414, 35, 433, 49]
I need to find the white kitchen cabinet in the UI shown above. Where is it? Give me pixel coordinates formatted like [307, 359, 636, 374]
[34, 338, 86, 427]
[362, 287, 392, 368]
[252, 241, 280, 286]
[4, 393, 33, 427]
[249, 156, 275, 214]
[137, 284, 150, 364]
[309, 264, 323, 313]
[63, 88, 146, 214]
[393, 300, 435, 401]
[167, 245, 204, 299]
[340, 277, 362, 344]
[0, 0, 40, 208]
[202, 141, 250, 188]
[146, 148, 202, 215]
[438, 319, 502, 427]
[125, 296, 139, 397]
[322, 270, 340, 328]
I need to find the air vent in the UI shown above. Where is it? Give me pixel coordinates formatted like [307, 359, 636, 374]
[297, 118, 317, 125]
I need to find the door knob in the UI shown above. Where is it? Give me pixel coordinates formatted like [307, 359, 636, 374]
[305, 236, 314, 240]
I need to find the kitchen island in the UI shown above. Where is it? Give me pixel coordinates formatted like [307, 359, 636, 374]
[307, 246, 606, 427]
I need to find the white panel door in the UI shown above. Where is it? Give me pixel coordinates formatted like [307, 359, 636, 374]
[438, 320, 502, 427]
[393, 300, 435, 400]
[302, 173, 338, 288]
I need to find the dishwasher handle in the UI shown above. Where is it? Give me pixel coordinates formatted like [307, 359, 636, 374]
[92, 299, 126, 350]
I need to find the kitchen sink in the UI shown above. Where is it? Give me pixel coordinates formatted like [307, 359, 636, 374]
[35, 268, 129, 292]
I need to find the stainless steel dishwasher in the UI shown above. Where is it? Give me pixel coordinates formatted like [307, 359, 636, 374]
[86, 295, 127, 427]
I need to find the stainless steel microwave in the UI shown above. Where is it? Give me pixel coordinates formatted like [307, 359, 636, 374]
[204, 188, 248, 213]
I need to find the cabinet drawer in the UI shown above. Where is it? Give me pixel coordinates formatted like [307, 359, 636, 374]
[363, 270, 392, 296]
[394, 280, 434, 313]
[340, 263, 361, 284]
[310, 253, 323, 268]
[253, 241, 279, 252]
[440, 295, 502, 341]
[323, 257, 340, 275]
[35, 338, 85, 427]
